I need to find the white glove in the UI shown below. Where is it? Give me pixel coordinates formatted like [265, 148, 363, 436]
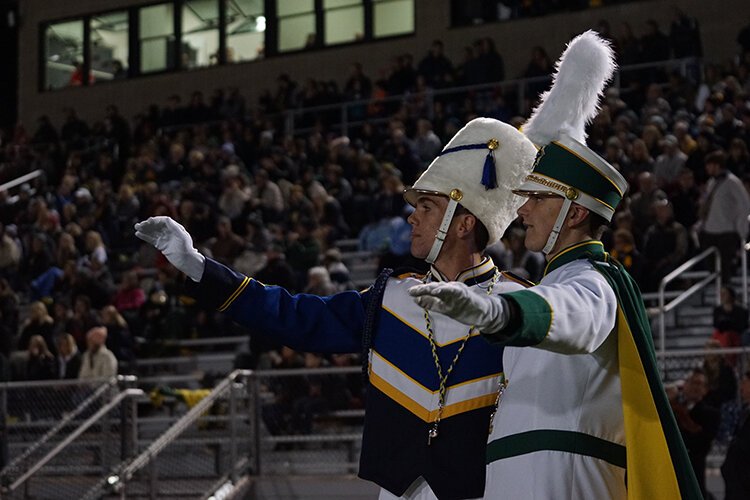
[408, 281, 510, 333]
[134, 216, 205, 282]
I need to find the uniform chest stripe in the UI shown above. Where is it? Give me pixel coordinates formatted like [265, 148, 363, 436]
[371, 350, 500, 410]
[370, 370, 500, 423]
[381, 304, 481, 347]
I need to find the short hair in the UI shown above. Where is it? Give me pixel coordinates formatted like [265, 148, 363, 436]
[705, 150, 726, 168]
[587, 212, 610, 240]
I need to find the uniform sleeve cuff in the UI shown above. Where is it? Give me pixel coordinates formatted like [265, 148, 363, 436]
[481, 290, 552, 347]
[183, 257, 249, 311]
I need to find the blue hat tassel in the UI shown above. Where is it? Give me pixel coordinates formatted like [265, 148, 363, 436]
[481, 149, 497, 190]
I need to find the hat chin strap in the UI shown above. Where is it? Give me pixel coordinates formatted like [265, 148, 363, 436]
[542, 198, 573, 255]
[425, 198, 460, 264]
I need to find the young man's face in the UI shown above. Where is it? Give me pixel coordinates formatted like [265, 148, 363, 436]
[516, 194, 564, 253]
[407, 194, 449, 259]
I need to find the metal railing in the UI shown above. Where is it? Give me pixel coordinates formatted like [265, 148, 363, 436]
[4, 351, 747, 499]
[655, 246, 721, 356]
[277, 57, 699, 137]
[84, 370, 254, 500]
[0, 376, 127, 485]
[3, 387, 143, 498]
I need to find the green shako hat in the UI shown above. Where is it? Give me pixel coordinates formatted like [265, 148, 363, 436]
[515, 134, 628, 221]
[516, 30, 628, 254]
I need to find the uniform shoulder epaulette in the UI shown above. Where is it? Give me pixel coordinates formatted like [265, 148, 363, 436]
[500, 271, 535, 288]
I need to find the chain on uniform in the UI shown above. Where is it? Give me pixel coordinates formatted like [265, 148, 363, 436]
[422, 268, 500, 445]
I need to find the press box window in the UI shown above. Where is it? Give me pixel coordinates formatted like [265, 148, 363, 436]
[323, 0, 364, 46]
[90, 11, 129, 82]
[373, 0, 414, 38]
[277, 0, 315, 52]
[182, 0, 220, 68]
[139, 3, 176, 73]
[226, 0, 265, 62]
[43, 20, 85, 90]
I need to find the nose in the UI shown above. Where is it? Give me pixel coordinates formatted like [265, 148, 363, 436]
[517, 198, 532, 218]
[407, 209, 417, 226]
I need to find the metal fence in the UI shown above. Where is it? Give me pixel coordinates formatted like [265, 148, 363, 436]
[0, 377, 142, 499]
[84, 370, 255, 500]
[3, 348, 747, 499]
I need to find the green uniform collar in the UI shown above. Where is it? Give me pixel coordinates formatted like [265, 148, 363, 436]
[543, 240, 605, 276]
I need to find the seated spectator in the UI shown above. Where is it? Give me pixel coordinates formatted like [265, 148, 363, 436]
[55, 333, 82, 380]
[67, 295, 101, 351]
[669, 368, 720, 497]
[653, 134, 688, 189]
[721, 370, 750, 500]
[218, 175, 250, 221]
[641, 200, 688, 291]
[23, 335, 56, 381]
[323, 248, 353, 292]
[113, 270, 146, 313]
[627, 172, 667, 237]
[670, 168, 700, 232]
[261, 346, 305, 440]
[0, 222, 21, 277]
[79, 230, 108, 273]
[17, 301, 55, 354]
[503, 227, 544, 283]
[22, 232, 54, 285]
[255, 242, 297, 293]
[0, 278, 20, 341]
[609, 229, 645, 285]
[208, 216, 245, 267]
[286, 218, 321, 287]
[250, 169, 284, 223]
[78, 326, 118, 379]
[291, 352, 332, 435]
[712, 286, 748, 351]
[101, 305, 135, 372]
[417, 40, 454, 89]
[304, 266, 337, 296]
[415, 119, 442, 167]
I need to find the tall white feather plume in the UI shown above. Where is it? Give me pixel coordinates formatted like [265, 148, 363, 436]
[523, 30, 616, 146]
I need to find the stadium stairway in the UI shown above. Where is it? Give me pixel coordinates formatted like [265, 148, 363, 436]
[653, 273, 746, 351]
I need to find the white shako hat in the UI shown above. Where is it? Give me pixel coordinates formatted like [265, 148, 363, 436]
[516, 30, 629, 255]
[404, 117, 538, 264]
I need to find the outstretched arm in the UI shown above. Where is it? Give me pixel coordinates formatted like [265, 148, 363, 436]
[136, 217, 367, 353]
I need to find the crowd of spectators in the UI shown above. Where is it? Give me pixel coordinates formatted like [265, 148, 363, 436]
[0, 12, 749, 451]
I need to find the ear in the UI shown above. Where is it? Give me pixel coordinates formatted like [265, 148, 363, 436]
[566, 204, 590, 228]
[455, 213, 477, 240]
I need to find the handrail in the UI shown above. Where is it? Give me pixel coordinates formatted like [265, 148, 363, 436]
[657, 247, 721, 357]
[0, 169, 43, 193]
[0, 377, 122, 480]
[5, 388, 144, 493]
[655, 345, 747, 359]
[278, 57, 699, 136]
[0, 376, 116, 390]
[88, 369, 253, 499]
[148, 57, 698, 139]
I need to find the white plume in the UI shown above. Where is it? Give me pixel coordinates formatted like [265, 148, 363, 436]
[523, 30, 616, 146]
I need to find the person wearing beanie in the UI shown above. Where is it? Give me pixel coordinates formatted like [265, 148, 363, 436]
[134, 116, 538, 498]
